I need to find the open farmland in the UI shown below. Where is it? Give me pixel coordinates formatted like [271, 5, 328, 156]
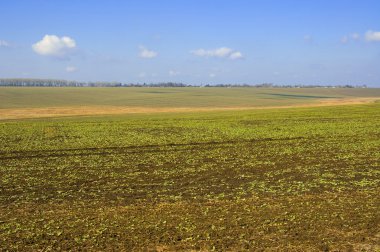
[3, 87, 380, 109]
[1, 87, 380, 120]
[0, 88, 380, 251]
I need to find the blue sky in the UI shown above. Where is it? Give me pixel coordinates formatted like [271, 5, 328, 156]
[1, 0, 380, 86]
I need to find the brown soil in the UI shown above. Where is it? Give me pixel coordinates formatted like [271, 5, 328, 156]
[0, 97, 378, 120]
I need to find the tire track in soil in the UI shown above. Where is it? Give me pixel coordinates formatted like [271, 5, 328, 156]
[0, 137, 306, 160]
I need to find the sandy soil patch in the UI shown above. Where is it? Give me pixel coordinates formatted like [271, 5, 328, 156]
[0, 97, 378, 120]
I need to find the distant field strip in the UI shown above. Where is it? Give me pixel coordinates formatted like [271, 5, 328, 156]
[0, 96, 378, 120]
[2, 87, 380, 108]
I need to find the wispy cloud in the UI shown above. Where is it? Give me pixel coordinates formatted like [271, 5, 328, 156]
[365, 30, 380, 42]
[32, 35, 76, 58]
[138, 72, 147, 78]
[138, 72, 158, 78]
[169, 70, 180, 76]
[341, 33, 360, 44]
[191, 47, 243, 60]
[351, 33, 360, 40]
[139, 46, 158, 59]
[0, 40, 11, 47]
[65, 66, 77, 72]
[340, 35, 349, 44]
[303, 35, 313, 43]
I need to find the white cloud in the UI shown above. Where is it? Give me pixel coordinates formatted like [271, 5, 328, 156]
[139, 46, 158, 58]
[32, 35, 76, 57]
[191, 47, 243, 60]
[0, 40, 10, 47]
[169, 70, 180, 76]
[365, 30, 380, 42]
[66, 66, 77, 72]
[213, 47, 233, 57]
[229, 51, 243, 60]
[209, 73, 216, 78]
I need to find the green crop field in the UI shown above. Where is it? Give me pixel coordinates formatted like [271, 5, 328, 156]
[0, 88, 380, 251]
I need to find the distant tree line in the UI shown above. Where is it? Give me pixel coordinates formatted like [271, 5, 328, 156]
[206, 83, 368, 88]
[0, 78, 368, 88]
[0, 79, 190, 87]
[0, 78, 124, 87]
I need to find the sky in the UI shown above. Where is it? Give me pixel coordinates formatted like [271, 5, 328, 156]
[1, 0, 380, 86]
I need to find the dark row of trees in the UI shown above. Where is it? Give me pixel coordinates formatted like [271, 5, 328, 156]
[0, 78, 368, 88]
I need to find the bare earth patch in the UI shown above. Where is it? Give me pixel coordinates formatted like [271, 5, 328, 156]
[0, 97, 378, 120]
